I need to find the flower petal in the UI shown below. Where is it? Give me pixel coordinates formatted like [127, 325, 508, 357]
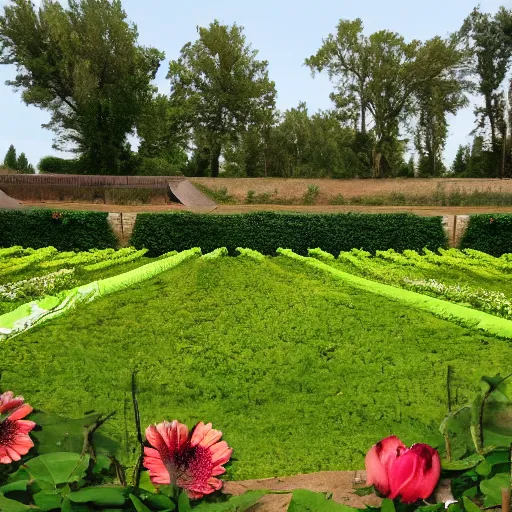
[8, 404, 32, 421]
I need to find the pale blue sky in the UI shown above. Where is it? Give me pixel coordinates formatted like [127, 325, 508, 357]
[0, 0, 507, 169]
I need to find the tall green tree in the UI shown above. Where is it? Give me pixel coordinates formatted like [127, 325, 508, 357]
[460, 7, 512, 152]
[0, 0, 163, 174]
[452, 144, 470, 175]
[307, 20, 465, 178]
[15, 152, 33, 173]
[3, 144, 17, 170]
[168, 20, 276, 177]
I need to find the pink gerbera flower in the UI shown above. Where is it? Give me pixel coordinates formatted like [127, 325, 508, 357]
[143, 420, 233, 499]
[0, 393, 36, 464]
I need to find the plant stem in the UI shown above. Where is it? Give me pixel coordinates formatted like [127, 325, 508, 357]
[132, 371, 144, 488]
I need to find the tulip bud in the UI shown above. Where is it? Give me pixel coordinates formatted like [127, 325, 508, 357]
[365, 435, 407, 496]
[388, 443, 441, 503]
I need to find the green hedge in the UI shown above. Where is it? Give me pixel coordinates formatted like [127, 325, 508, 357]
[0, 210, 118, 251]
[130, 212, 447, 256]
[460, 214, 512, 256]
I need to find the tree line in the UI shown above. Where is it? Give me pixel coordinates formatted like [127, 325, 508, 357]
[0, 0, 511, 178]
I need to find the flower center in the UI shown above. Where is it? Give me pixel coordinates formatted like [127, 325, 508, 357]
[175, 445, 214, 488]
[0, 420, 17, 446]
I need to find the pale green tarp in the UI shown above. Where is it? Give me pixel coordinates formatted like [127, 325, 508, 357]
[0, 248, 201, 340]
[277, 248, 512, 339]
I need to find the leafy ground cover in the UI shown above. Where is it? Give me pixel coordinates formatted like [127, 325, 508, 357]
[1, 255, 510, 481]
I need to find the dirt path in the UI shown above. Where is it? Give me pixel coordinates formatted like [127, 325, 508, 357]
[21, 200, 512, 216]
[222, 470, 379, 511]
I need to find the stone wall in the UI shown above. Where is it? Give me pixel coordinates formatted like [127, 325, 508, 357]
[107, 213, 138, 246]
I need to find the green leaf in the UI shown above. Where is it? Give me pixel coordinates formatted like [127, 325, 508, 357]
[442, 453, 484, 471]
[92, 454, 112, 474]
[25, 453, 90, 487]
[287, 489, 359, 511]
[0, 492, 37, 511]
[447, 504, 461, 512]
[416, 505, 444, 512]
[475, 460, 491, 477]
[0, 480, 29, 493]
[68, 486, 126, 505]
[177, 491, 191, 512]
[381, 498, 396, 512]
[61, 498, 73, 512]
[480, 473, 510, 507]
[130, 493, 151, 512]
[352, 486, 374, 496]
[462, 497, 481, 512]
[143, 494, 176, 511]
[33, 490, 62, 511]
[30, 413, 100, 454]
[194, 491, 266, 511]
[138, 471, 156, 493]
[462, 487, 478, 498]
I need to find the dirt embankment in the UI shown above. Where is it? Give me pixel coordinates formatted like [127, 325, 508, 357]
[190, 177, 512, 204]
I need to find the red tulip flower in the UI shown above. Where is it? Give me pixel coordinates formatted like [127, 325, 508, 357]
[365, 436, 441, 504]
[143, 420, 233, 499]
[0, 393, 36, 464]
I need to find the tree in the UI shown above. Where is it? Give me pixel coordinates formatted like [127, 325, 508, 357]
[16, 152, 33, 173]
[3, 144, 17, 170]
[0, 0, 164, 174]
[460, 7, 512, 152]
[307, 20, 466, 177]
[136, 94, 187, 168]
[452, 145, 470, 175]
[168, 20, 276, 177]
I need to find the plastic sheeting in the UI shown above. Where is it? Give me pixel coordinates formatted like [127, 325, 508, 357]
[277, 248, 512, 339]
[0, 248, 201, 340]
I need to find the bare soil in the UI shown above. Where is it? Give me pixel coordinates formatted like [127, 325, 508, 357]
[20, 200, 512, 216]
[190, 177, 512, 204]
[222, 470, 380, 511]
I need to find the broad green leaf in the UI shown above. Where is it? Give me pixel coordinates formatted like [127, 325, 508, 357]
[92, 454, 112, 474]
[130, 493, 152, 512]
[177, 491, 191, 512]
[194, 491, 266, 511]
[68, 486, 126, 505]
[480, 473, 510, 507]
[61, 498, 73, 512]
[25, 453, 90, 487]
[33, 490, 62, 511]
[475, 460, 491, 477]
[416, 505, 444, 512]
[8, 468, 30, 483]
[144, 493, 176, 511]
[138, 471, 156, 493]
[30, 413, 101, 454]
[381, 498, 396, 512]
[462, 497, 481, 512]
[0, 480, 29, 493]
[462, 487, 478, 498]
[447, 504, 461, 512]
[287, 489, 359, 511]
[0, 492, 37, 511]
[442, 453, 484, 471]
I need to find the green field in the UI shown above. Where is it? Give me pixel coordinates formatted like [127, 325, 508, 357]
[1, 253, 511, 480]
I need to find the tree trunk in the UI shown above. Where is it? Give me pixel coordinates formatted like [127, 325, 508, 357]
[372, 149, 382, 178]
[361, 101, 366, 136]
[210, 143, 222, 178]
[486, 95, 497, 151]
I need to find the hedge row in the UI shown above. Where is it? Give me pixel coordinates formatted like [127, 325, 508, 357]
[460, 214, 512, 256]
[130, 212, 447, 256]
[0, 210, 118, 251]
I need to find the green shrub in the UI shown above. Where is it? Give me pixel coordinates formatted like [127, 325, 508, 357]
[136, 157, 183, 176]
[38, 156, 82, 174]
[460, 214, 512, 256]
[0, 210, 118, 251]
[130, 212, 447, 256]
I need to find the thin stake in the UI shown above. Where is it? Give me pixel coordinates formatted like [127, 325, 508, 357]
[502, 487, 510, 512]
[447, 365, 453, 413]
[132, 371, 144, 488]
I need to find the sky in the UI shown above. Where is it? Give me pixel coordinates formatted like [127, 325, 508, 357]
[0, 0, 508, 169]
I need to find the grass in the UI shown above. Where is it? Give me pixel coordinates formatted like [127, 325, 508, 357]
[1, 256, 510, 480]
[193, 183, 236, 204]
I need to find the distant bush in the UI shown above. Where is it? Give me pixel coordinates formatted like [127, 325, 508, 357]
[131, 211, 447, 256]
[137, 157, 183, 176]
[38, 156, 82, 174]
